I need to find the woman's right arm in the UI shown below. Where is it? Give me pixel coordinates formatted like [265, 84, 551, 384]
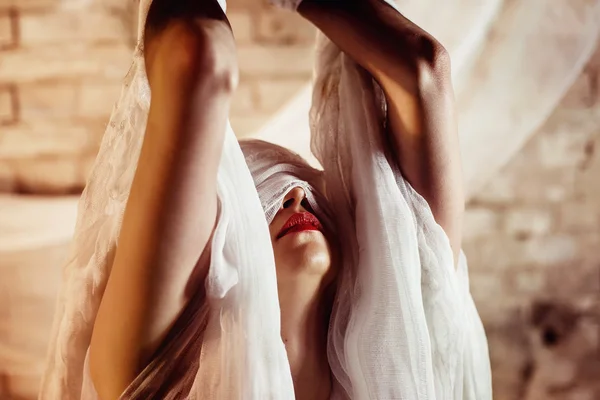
[88, 2, 238, 398]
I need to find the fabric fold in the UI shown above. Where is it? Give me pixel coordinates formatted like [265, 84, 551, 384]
[40, 0, 492, 399]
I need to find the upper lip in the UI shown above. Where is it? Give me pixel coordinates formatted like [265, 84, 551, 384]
[277, 212, 323, 239]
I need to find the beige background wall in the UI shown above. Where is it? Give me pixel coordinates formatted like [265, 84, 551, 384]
[0, 0, 598, 399]
[466, 46, 600, 399]
[0, 0, 316, 193]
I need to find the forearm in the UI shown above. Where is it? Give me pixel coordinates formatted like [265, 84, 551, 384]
[297, 0, 447, 94]
[298, 0, 463, 263]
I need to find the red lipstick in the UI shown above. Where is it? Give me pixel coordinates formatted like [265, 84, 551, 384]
[277, 212, 323, 239]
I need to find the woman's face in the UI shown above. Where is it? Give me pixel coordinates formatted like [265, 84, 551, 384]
[268, 186, 336, 285]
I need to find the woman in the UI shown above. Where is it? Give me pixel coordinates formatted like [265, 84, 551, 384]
[42, 0, 489, 399]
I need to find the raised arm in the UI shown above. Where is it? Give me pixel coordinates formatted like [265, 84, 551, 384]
[298, 0, 464, 263]
[88, 2, 237, 398]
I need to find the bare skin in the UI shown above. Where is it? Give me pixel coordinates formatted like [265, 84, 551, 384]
[89, 1, 238, 399]
[89, 0, 463, 399]
[268, 186, 337, 400]
[298, 0, 464, 264]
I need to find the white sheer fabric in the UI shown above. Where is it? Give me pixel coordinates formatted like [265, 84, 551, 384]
[40, 0, 492, 399]
[309, 30, 490, 398]
[255, 1, 600, 199]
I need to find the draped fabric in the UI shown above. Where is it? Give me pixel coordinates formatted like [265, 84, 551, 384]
[40, 0, 493, 398]
[254, 0, 600, 198]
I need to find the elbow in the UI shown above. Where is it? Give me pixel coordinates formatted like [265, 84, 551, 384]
[413, 36, 452, 92]
[147, 20, 239, 93]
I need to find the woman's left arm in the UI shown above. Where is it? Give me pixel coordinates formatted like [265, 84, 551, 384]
[298, 0, 464, 264]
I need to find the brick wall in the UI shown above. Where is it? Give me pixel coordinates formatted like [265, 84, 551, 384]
[0, 0, 316, 194]
[464, 45, 600, 400]
[0, 0, 135, 194]
[226, 0, 315, 135]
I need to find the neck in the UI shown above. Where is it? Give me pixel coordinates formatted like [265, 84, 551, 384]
[278, 277, 332, 400]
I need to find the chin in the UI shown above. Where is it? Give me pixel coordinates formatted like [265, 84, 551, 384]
[274, 231, 333, 279]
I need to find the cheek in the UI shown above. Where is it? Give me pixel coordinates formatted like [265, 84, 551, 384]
[268, 216, 284, 241]
[268, 226, 276, 242]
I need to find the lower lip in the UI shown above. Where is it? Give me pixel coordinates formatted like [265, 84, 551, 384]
[281, 224, 320, 238]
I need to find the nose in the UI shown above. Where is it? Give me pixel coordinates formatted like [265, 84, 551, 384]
[282, 186, 306, 212]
